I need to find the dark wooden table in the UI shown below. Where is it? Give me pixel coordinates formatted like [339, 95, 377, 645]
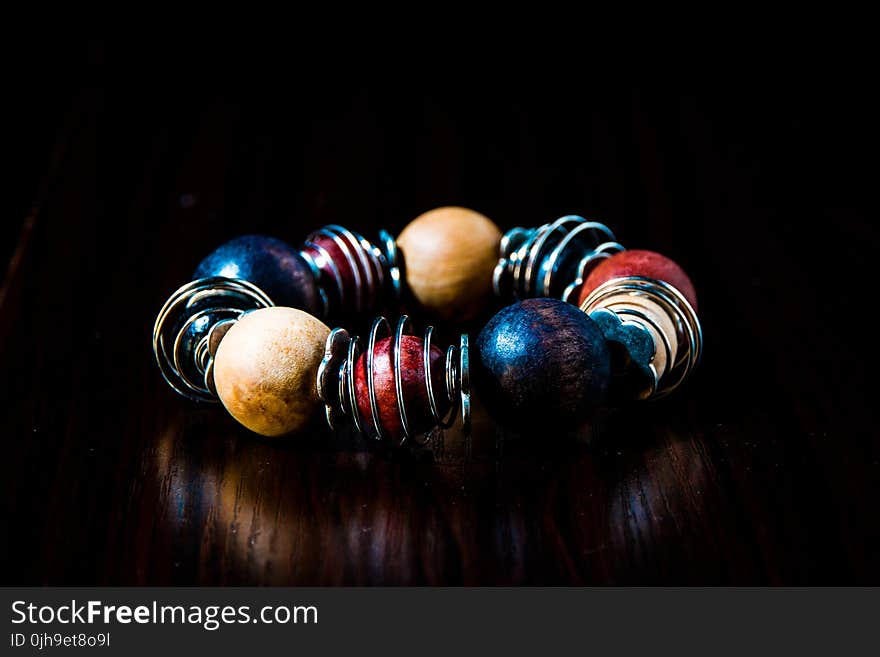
[2, 44, 877, 584]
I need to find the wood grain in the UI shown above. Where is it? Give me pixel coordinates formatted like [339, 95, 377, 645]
[0, 47, 877, 584]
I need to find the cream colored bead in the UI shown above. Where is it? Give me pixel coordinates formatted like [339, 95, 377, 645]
[213, 307, 330, 437]
[397, 206, 501, 321]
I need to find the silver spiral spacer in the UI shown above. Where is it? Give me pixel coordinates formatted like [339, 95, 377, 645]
[300, 225, 401, 320]
[493, 215, 624, 302]
[152, 277, 274, 403]
[580, 276, 702, 400]
[316, 315, 470, 447]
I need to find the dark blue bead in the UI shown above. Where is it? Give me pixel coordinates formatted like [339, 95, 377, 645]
[193, 235, 322, 315]
[475, 298, 610, 429]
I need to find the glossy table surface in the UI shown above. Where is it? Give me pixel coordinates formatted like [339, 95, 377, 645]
[1, 46, 876, 584]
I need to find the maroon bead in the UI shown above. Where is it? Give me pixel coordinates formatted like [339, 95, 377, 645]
[579, 249, 698, 310]
[301, 233, 383, 313]
[354, 335, 450, 441]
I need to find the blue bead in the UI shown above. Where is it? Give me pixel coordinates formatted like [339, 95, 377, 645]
[193, 235, 322, 315]
[475, 298, 610, 429]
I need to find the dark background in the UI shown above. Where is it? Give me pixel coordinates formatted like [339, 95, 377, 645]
[1, 40, 876, 584]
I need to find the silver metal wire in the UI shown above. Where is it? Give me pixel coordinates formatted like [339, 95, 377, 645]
[152, 277, 273, 403]
[580, 276, 702, 400]
[493, 215, 624, 302]
[316, 315, 469, 446]
[301, 225, 401, 319]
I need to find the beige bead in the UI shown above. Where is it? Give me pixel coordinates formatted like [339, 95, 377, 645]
[213, 307, 330, 437]
[397, 206, 501, 321]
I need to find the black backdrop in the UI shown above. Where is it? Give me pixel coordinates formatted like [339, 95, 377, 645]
[1, 40, 877, 584]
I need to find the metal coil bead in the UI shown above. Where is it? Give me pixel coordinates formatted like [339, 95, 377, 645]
[152, 277, 274, 403]
[579, 276, 702, 400]
[300, 225, 400, 319]
[316, 315, 470, 447]
[493, 215, 624, 303]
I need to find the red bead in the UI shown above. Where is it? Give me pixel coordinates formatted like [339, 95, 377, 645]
[578, 249, 698, 310]
[353, 335, 450, 441]
[302, 233, 383, 311]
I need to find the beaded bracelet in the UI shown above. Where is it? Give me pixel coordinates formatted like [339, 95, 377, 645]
[152, 207, 701, 443]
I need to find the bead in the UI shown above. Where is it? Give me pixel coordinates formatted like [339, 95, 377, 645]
[300, 227, 386, 317]
[303, 233, 359, 303]
[194, 235, 323, 315]
[213, 307, 330, 437]
[397, 206, 502, 321]
[578, 249, 697, 310]
[353, 335, 449, 441]
[475, 298, 610, 429]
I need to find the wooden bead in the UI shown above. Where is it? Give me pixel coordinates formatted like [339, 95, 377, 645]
[302, 233, 357, 299]
[397, 206, 501, 321]
[353, 335, 449, 441]
[213, 307, 330, 437]
[578, 249, 698, 310]
[193, 235, 323, 315]
[475, 298, 610, 430]
[300, 231, 384, 315]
